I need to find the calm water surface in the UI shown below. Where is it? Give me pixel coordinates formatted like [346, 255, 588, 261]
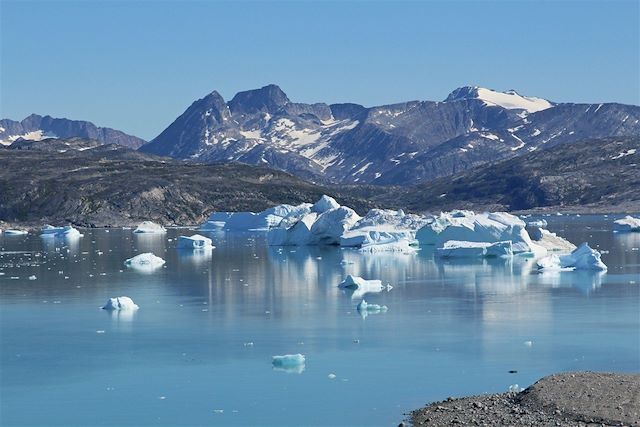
[1, 215, 639, 426]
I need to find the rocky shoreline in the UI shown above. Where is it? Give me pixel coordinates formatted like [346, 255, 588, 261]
[408, 372, 639, 426]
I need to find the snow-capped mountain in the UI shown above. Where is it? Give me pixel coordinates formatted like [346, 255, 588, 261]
[139, 84, 640, 185]
[0, 114, 146, 149]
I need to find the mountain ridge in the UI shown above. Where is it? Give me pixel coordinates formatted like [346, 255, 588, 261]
[139, 84, 640, 185]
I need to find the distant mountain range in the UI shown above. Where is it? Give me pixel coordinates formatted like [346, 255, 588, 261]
[0, 114, 145, 149]
[138, 84, 640, 184]
[1, 85, 638, 186]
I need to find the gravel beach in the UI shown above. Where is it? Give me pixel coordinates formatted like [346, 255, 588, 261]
[409, 372, 640, 426]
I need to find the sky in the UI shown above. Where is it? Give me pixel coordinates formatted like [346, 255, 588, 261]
[1, 0, 639, 140]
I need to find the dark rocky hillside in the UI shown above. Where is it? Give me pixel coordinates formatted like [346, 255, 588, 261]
[0, 139, 375, 227]
[377, 136, 640, 213]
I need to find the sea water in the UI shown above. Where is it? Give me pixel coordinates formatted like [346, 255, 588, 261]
[1, 215, 638, 426]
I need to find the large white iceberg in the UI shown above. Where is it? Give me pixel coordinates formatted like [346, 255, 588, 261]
[436, 240, 513, 258]
[537, 243, 607, 271]
[200, 203, 312, 231]
[133, 221, 166, 234]
[102, 296, 139, 310]
[267, 197, 361, 246]
[339, 208, 430, 252]
[40, 225, 82, 239]
[177, 234, 214, 249]
[416, 211, 550, 255]
[124, 253, 166, 272]
[613, 216, 640, 232]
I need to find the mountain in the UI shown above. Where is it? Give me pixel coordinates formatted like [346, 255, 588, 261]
[140, 84, 640, 185]
[375, 136, 640, 213]
[0, 114, 146, 149]
[0, 138, 375, 227]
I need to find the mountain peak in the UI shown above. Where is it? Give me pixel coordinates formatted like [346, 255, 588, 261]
[229, 84, 290, 115]
[445, 86, 552, 113]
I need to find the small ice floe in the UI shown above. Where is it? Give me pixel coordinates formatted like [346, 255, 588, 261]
[508, 384, 524, 393]
[28, 275, 37, 280]
[124, 253, 166, 272]
[101, 296, 139, 311]
[133, 221, 166, 234]
[328, 373, 337, 379]
[524, 341, 533, 347]
[356, 299, 388, 318]
[537, 243, 607, 271]
[272, 354, 305, 373]
[177, 234, 214, 250]
[338, 275, 389, 299]
[4, 229, 28, 236]
[526, 219, 547, 228]
[436, 240, 512, 258]
[613, 216, 640, 233]
[40, 225, 83, 239]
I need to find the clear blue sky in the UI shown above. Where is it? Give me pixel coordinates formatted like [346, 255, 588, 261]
[1, 0, 638, 140]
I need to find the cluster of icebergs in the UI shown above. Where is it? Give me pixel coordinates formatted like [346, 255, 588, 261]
[197, 196, 612, 271]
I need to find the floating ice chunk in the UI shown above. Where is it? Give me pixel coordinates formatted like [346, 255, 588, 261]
[436, 240, 513, 258]
[524, 341, 533, 347]
[199, 212, 233, 230]
[177, 234, 214, 249]
[311, 195, 340, 213]
[28, 275, 37, 280]
[537, 243, 607, 271]
[613, 216, 640, 232]
[528, 227, 576, 252]
[508, 384, 524, 393]
[416, 211, 547, 255]
[338, 275, 385, 299]
[133, 221, 166, 234]
[4, 229, 28, 236]
[526, 219, 547, 228]
[124, 253, 166, 272]
[328, 373, 337, 379]
[40, 225, 83, 239]
[102, 296, 139, 310]
[356, 299, 388, 313]
[272, 354, 305, 368]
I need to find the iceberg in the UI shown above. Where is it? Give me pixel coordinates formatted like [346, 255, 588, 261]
[613, 216, 640, 232]
[416, 211, 550, 255]
[342, 230, 416, 253]
[124, 253, 166, 272]
[177, 234, 214, 249]
[338, 275, 389, 299]
[40, 225, 82, 239]
[311, 195, 340, 213]
[272, 354, 305, 367]
[537, 243, 607, 271]
[101, 296, 139, 310]
[526, 219, 548, 228]
[133, 221, 166, 234]
[200, 203, 312, 231]
[528, 227, 576, 252]
[338, 208, 430, 252]
[4, 229, 28, 236]
[267, 197, 361, 246]
[436, 240, 513, 258]
[356, 299, 388, 314]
